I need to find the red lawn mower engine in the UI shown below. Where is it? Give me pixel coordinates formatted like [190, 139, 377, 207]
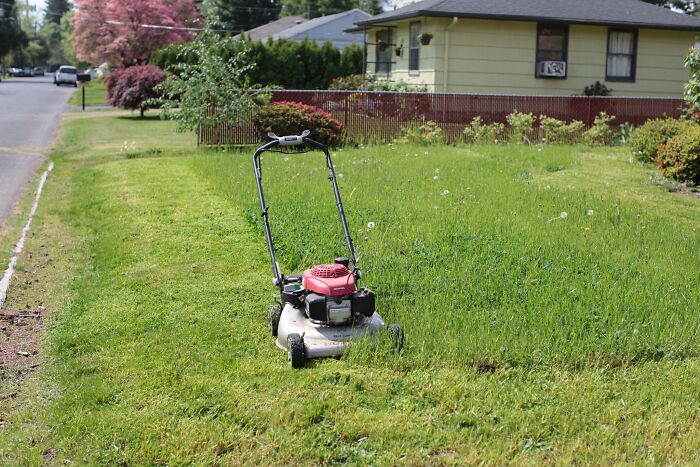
[302, 258, 375, 325]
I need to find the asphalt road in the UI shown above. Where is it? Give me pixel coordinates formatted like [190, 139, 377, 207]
[0, 76, 74, 228]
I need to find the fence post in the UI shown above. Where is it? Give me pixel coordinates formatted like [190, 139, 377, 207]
[344, 93, 349, 129]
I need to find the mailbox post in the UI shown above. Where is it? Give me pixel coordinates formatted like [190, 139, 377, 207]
[77, 73, 91, 111]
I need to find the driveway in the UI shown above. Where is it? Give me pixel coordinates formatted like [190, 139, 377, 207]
[0, 76, 74, 228]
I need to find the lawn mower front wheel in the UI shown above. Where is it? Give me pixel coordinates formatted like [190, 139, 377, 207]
[388, 323, 404, 351]
[268, 305, 282, 337]
[287, 333, 305, 368]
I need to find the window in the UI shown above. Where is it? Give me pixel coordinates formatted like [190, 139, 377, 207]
[375, 29, 392, 75]
[606, 29, 637, 82]
[535, 24, 568, 78]
[409, 22, 420, 74]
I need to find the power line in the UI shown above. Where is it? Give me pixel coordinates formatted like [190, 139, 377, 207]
[104, 19, 236, 34]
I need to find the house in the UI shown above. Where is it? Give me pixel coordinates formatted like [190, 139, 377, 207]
[243, 9, 372, 50]
[233, 16, 308, 42]
[352, 0, 700, 96]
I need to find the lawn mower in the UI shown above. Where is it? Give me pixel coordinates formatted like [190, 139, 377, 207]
[253, 130, 403, 368]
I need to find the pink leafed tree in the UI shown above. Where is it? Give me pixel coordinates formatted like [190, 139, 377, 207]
[71, 0, 201, 67]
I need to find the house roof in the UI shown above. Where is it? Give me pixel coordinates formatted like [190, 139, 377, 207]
[233, 16, 307, 41]
[354, 0, 700, 32]
[273, 9, 372, 49]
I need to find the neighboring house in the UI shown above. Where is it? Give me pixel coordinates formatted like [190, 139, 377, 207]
[268, 9, 372, 50]
[233, 16, 308, 41]
[352, 0, 700, 96]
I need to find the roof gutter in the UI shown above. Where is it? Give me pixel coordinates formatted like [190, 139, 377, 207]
[355, 11, 700, 32]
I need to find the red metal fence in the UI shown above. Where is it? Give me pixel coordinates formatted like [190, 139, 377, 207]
[200, 90, 684, 146]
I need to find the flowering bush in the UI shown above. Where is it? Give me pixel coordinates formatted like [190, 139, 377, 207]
[539, 116, 585, 144]
[463, 117, 506, 144]
[629, 118, 696, 163]
[400, 121, 443, 145]
[253, 101, 345, 147]
[583, 112, 617, 146]
[506, 110, 536, 144]
[105, 65, 166, 117]
[657, 125, 700, 183]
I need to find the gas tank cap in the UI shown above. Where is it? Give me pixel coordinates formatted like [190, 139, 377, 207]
[335, 257, 350, 267]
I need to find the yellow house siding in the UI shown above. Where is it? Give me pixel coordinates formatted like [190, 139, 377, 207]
[372, 18, 694, 97]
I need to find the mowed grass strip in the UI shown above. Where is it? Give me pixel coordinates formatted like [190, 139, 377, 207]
[2, 114, 700, 464]
[68, 79, 108, 107]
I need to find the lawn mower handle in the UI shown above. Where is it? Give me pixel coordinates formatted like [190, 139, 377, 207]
[252, 131, 359, 291]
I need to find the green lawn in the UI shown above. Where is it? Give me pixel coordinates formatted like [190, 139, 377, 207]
[68, 78, 107, 107]
[1, 112, 699, 464]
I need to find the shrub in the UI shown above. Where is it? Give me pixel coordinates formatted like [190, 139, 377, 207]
[583, 112, 617, 146]
[399, 120, 443, 145]
[628, 118, 696, 163]
[657, 126, 700, 183]
[583, 81, 613, 96]
[463, 117, 506, 144]
[105, 65, 166, 117]
[506, 110, 536, 144]
[253, 101, 345, 147]
[539, 116, 585, 144]
[329, 74, 365, 90]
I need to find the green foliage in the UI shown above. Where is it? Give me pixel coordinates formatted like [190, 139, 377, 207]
[683, 47, 700, 119]
[0, 0, 27, 58]
[506, 110, 536, 144]
[462, 116, 506, 144]
[154, 21, 262, 131]
[252, 101, 345, 146]
[658, 125, 700, 183]
[399, 120, 443, 145]
[583, 81, 613, 96]
[629, 118, 696, 163]
[210, 0, 281, 33]
[151, 39, 362, 90]
[539, 116, 585, 144]
[281, 0, 382, 17]
[329, 73, 429, 91]
[44, 0, 71, 24]
[583, 112, 617, 146]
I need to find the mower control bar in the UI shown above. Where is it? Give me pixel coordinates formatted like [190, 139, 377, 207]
[252, 130, 359, 292]
[268, 130, 310, 146]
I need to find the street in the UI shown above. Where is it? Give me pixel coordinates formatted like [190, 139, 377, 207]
[0, 76, 74, 228]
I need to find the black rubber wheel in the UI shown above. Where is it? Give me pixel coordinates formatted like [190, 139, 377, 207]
[388, 324, 404, 351]
[287, 333, 305, 368]
[268, 305, 282, 337]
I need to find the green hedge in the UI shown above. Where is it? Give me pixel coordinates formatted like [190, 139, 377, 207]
[151, 38, 363, 90]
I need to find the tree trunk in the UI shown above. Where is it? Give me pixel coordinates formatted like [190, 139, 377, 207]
[140, 107, 145, 118]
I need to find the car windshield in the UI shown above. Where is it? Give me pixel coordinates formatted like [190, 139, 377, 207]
[61, 68, 77, 74]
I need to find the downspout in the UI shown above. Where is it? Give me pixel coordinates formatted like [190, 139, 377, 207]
[443, 17, 458, 93]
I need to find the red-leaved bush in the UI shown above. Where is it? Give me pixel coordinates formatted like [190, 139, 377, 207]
[105, 65, 166, 117]
[253, 101, 345, 147]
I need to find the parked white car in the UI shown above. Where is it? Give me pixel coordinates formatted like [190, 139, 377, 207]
[54, 66, 78, 87]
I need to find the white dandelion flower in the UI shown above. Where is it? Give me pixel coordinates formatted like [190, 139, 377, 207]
[587, 210, 594, 216]
[441, 189, 449, 196]
[367, 221, 375, 229]
[560, 212, 568, 219]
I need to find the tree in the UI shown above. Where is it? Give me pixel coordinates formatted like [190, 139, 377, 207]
[210, 0, 281, 33]
[0, 0, 28, 59]
[70, 0, 201, 67]
[640, 0, 698, 14]
[281, 0, 381, 18]
[45, 0, 71, 24]
[155, 19, 265, 131]
[105, 65, 167, 117]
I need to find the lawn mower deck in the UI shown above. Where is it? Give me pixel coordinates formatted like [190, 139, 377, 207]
[253, 131, 402, 368]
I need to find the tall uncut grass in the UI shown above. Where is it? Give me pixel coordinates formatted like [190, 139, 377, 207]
[193, 144, 699, 369]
